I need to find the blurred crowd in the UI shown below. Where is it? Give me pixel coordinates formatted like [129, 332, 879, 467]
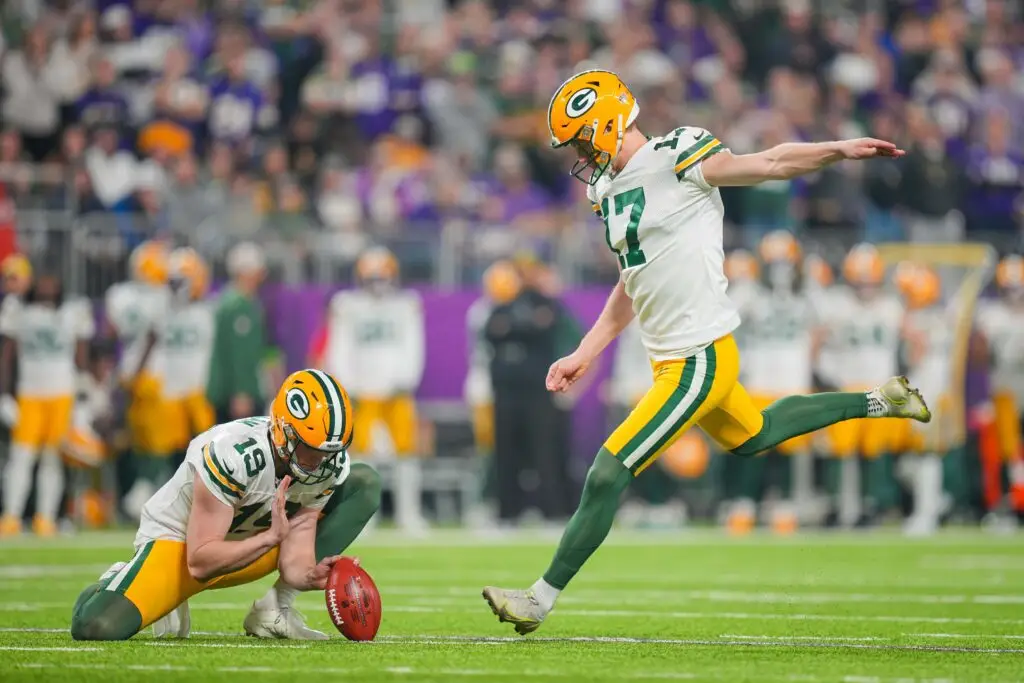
[0, 0, 1022, 287]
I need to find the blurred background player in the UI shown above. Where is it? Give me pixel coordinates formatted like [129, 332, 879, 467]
[895, 263, 956, 536]
[975, 255, 1024, 516]
[163, 248, 215, 459]
[106, 241, 172, 521]
[729, 231, 820, 532]
[464, 260, 521, 527]
[0, 271, 94, 536]
[819, 244, 905, 527]
[720, 249, 760, 532]
[324, 246, 426, 534]
[0, 253, 32, 513]
[206, 242, 269, 424]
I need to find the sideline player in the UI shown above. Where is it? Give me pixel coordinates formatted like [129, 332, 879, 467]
[70, 369, 381, 640]
[323, 247, 426, 533]
[482, 69, 931, 634]
[0, 272, 93, 535]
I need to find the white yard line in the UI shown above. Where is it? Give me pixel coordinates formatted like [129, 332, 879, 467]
[0, 646, 100, 651]
[4, 662, 1010, 683]
[719, 634, 886, 642]
[906, 633, 1024, 640]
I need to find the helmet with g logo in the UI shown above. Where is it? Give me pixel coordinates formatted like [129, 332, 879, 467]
[269, 369, 354, 484]
[547, 69, 638, 185]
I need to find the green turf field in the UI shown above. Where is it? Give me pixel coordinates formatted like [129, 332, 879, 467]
[1, 529, 1023, 682]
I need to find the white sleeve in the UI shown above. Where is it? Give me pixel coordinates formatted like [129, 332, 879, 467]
[400, 293, 426, 392]
[193, 437, 252, 507]
[69, 299, 95, 340]
[677, 127, 727, 192]
[0, 297, 21, 337]
[324, 293, 356, 392]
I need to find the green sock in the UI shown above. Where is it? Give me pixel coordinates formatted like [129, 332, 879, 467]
[863, 453, 898, 513]
[733, 393, 868, 457]
[314, 463, 382, 560]
[943, 446, 967, 508]
[542, 450, 632, 590]
[736, 453, 766, 500]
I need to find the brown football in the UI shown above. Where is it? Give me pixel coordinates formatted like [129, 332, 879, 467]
[324, 557, 381, 641]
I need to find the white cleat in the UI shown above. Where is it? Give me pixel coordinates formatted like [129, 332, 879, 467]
[874, 376, 931, 423]
[243, 602, 329, 640]
[152, 601, 191, 638]
[482, 586, 548, 635]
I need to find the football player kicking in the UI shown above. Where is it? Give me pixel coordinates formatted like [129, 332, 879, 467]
[71, 369, 381, 640]
[482, 70, 932, 634]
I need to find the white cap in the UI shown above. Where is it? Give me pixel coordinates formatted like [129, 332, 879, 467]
[227, 242, 266, 277]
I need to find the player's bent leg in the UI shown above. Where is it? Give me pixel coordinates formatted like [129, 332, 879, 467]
[728, 378, 929, 458]
[315, 463, 382, 558]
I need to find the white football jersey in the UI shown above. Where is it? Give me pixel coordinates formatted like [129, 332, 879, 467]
[609, 318, 653, 405]
[904, 304, 956, 403]
[0, 297, 94, 397]
[463, 296, 493, 406]
[324, 289, 425, 398]
[820, 288, 904, 389]
[588, 127, 739, 360]
[808, 285, 844, 389]
[106, 281, 170, 381]
[976, 300, 1024, 404]
[738, 285, 818, 395]
[136, 416, 349, 546]
[161, 299, 215, 399]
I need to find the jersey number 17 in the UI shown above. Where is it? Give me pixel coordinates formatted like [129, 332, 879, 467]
[601, 188, 648, 269]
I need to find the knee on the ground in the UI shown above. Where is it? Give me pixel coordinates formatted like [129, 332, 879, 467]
[347, 463, 383, 507]
[71, 592, 141, 641]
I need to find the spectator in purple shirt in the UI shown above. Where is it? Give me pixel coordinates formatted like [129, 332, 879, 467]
[75, 55, 130, 131]
[965, 108, 1024, 234]
[483, 144, 555, 232]
[976, 49, 1024, 152]
[207, 54, 264, 147]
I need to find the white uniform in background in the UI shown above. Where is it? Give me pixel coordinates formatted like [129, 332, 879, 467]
[106, 280, 173, 519]
[464, 296, 494, 416]
[739, 285, 818, 399]
[0, 296, 94, 532]
[324, 287, 425, 532]
[976, 300, 1024, 461]
[608, 318, 653, 409]
[161, 297, 216, 450]
[105, 281, 170, 383]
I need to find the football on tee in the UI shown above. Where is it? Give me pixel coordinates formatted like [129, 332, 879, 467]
[324, 557, 382, 641]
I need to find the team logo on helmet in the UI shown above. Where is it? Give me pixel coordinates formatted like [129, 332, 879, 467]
[286, 388, 311, 419]
[565, 88, 597, 118]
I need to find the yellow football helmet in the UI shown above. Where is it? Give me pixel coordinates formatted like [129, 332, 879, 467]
[269, 369, 354, 485]
[168, 247, 209, 301]
[483, 259, 521, 304]
[842, 243, 884, 286]
[996, 255, 1024, 291]
[355, 246, 399, 288]
[1, 253, 32, 293]
[547, 69, 639, 184]
[130, 240, 169, 285]
[758, 230, 802, 265]
[724, 249, 760, 283]
[804, 254, 834, 288]
[894, 261, 941, 309]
